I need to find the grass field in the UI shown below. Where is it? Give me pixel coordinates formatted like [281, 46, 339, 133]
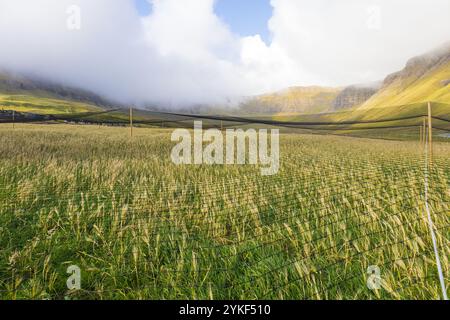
[0, 123, 449, 300]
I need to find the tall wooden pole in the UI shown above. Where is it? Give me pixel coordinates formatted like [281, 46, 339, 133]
[420, 125, 422, 144]
[427, 102, 433, 162]
[129, 106, 133, 138]
[423, 117, 426, 145]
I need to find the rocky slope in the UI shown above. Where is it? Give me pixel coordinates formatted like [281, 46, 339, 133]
[359, 43, 450, 109]
[239, 86, 342, 114]
[239, 83, 381, 114]
[332, 85, 379, 110]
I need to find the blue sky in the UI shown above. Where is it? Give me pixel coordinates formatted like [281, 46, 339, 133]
[134, 0, 152, 16]
[214, 0, 272, 43]
[134, 0, 272, 43]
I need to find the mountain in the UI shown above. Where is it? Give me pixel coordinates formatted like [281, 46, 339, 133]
[239, 86, 342, 114]
[332, 84, 380, 110]
[0, 71, 117, 114]
[238, 83, 383, 115]
[241, 44, 450, 115]
[358, 43, 450, 109]
[1, 43, 449, 117]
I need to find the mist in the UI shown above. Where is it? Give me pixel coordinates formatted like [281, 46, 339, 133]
[0, 0, 449, 108]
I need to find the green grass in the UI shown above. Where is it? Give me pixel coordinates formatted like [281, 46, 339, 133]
[360, 61, 450, 109]
[273, 102, 450, 122]
[0, 94, 103, 115]
[0, 124, 448, 300]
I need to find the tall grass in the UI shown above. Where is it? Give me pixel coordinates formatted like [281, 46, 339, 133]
[0, 124, 448, 300]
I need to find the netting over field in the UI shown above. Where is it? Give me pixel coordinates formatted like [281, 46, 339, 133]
[0, 104, 449, 300]
[1, 102, 450, 136]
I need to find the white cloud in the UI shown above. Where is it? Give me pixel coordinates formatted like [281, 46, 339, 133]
[239, 35, 308, 93]
[268, 0, 450, 85]
[0, 0, 449, 107]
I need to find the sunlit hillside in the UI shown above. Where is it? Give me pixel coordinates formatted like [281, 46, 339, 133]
[0, 71, 113, 114]
[1, 45, 449, 124]
[0, 94, 103, 115]
[359, 44, 450, 109]
[240, 86, 342, 114]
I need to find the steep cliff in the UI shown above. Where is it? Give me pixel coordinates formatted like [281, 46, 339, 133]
[332, 85, 379, 110]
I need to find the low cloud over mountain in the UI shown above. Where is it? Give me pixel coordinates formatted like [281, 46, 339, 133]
[0, 0, 449, 108]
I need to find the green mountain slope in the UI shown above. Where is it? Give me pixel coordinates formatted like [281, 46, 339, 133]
[239, 86, 342, 115]
[0, 71, 114, 114]
[238, 83, 379, 115]
[1, 43, 449, 122]
[0, 94, 105, 115]
[359, 43, 450, 109]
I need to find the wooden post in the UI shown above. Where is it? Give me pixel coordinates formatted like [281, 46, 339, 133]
[12, 110, 15, 129]
[423, 117, 426, 145]
[422, 118, 425, 145]
[129, 106, 133, 138]
[221, 120, 223, 132]
[420, 125, 422, 144]
[427, 102, 433, 162]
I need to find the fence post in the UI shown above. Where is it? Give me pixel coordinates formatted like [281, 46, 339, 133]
[420, 125, 422, 144]
[423, 117, 427, 145]
[129, 106, 133, 138]
[427, 102, 433, 163]
[12, 110, 15, 129]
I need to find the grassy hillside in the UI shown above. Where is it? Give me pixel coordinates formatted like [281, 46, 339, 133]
[273, 101, 450, 122]
[0, 71, 115, 114]
[0, 94, 103, 115]
[240, 86, 342, 114]
[359, 63, 450, 109]
[266, 45, 450, 133]
[246, 44, 450, 117]
[359, 47, 450, 109]
[1, 44, 449, 130]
